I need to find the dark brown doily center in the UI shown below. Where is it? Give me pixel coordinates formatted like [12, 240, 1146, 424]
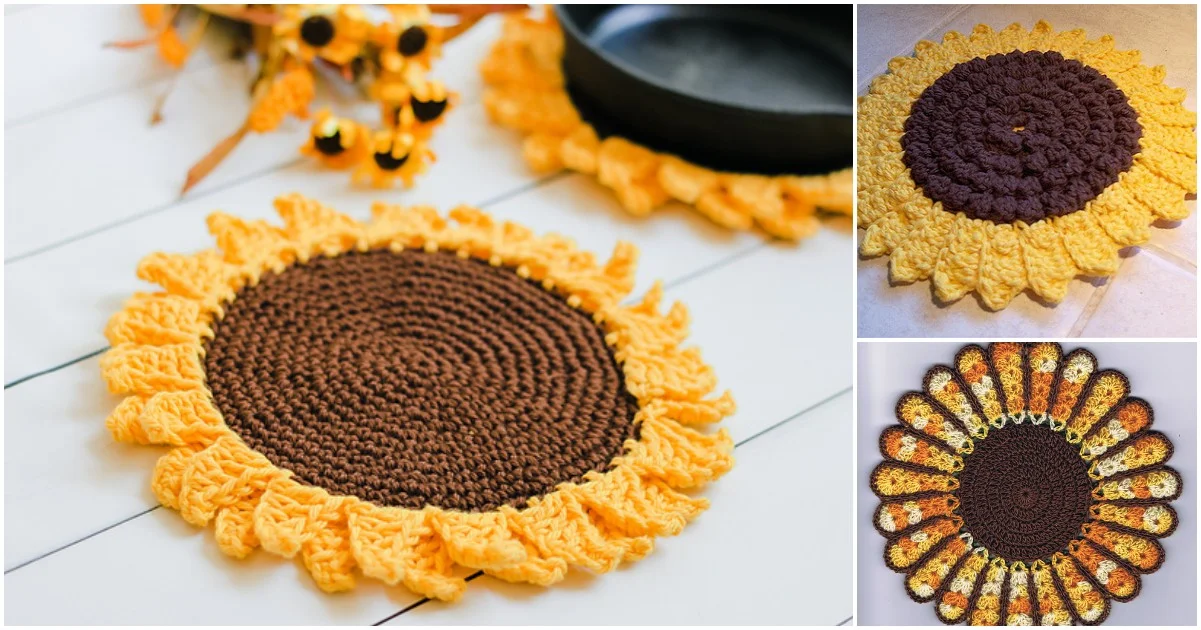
[203, 249, 639, 512]
[902, 50, 1142, 224]
[957, 422, 1092, 562]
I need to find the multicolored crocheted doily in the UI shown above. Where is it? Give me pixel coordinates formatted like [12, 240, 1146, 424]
[100, 194, 734, 600]
[871, 343, 1180, 625]
[859, 22, 1197, 309]
[480, 11, 852, 240]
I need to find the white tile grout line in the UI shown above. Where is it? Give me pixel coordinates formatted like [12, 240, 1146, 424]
[372, 386, 854, 625]
[1067, 244, 1198, 337]
[2, 223, 773, 574]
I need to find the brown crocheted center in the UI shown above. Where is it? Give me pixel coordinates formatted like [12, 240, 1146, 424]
[902, 50, 1142, 224]
[956, 423, 1092, 562]
[203, 249, 639, 512]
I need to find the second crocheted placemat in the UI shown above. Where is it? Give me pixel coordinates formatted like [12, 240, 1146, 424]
[859, 22, 1196, 310]
[100, 194, 735, 599]
[480, 11, 852, 241]
[870, 343, 1180, 625]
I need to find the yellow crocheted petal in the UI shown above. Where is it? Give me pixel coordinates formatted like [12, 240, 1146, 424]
[501, 489, 628, 575]
[1080, 398, 1153, 461]
[1065, 370, 1129, 443]
[596, 138, 670, 215]
[976, 224, 1027, 310]
[1090, 503, 1177, 537]
[1088, 432, 1173, 480]
[214, 500, 261, 559]
[694, 189, 756, 231]
[874, 495, 960, 535]
[621, 411, 734, 489]
[523, 132, 567, 172]
[897, 389, 975, 452]
[884, 515, 961, 571]
[560, 124, 600, 174]
[1051, 553, 1109, 624]
[177, 434, 280, 528]
[1068, 539, 1139, 601]
[871, 462, 960, 497]
[100, 343, 205, 395]
[254, 478, 357, 593]
[347, 504, 467, 601]
[572, 465, 707, 541]
[1087, 176, 1153, 246]
[640, 391, 736, 426]
[967, 557, 1009, 626]
[906, 534, 969, 602]
[1030, 559, 1074, 626]
[137, 250, 240, 306]
[1135, 142, 1199, 193]
[889, 204, 955, 283]
[1092, 467, 1181, 502]
[658, 156, 720, 205]
[1081, 522, 1164, 573]
[106, 389, 227, 447]
[879, 426, 964, 473]
[104, 293, 207, 347]
[273, 193, 365, 259]
[1018, 220, 1078, 304]
[938, 550, 988, 623]
[206, 212, 297, 270]
[931, 218, 989, 303]
[1057, 212, 1121, 276]
[924, 366, 989, 440]
[428, 510, 528, 572]
[151, 444, 203, 510]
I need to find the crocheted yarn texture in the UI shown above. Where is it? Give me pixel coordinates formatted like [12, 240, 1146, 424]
[859, 22, 1197, 310]
[481, 11, 852, 240]
[871, 343, 1180, 625]
[100, 194, 735, 600]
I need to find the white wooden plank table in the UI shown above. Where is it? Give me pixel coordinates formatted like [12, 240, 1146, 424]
[857, 4, 1197, 338]
[3, 7, 853, 625]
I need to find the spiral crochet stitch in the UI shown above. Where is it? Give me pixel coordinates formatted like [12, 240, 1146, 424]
[100, 194, 735, 600]
[903, 50, 1142, 224]
[205, 249, 639, 512]
[858, 22, 1196, 310]
[871, 342, 1180, 625]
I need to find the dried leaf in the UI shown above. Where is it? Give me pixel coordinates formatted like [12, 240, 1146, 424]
[182, 123, 249, 194]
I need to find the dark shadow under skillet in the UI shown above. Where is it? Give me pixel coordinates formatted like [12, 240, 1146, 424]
[555, 4, 852, 176]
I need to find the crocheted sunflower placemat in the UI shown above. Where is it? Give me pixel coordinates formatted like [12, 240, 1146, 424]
[859, 22, 1197, 310]
[480, 11, 852, 241]
[100, 194, 734, 599]
[871, 343, 1180, 625]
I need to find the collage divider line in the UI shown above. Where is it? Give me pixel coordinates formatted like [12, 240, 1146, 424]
[374, 387, 852, 624]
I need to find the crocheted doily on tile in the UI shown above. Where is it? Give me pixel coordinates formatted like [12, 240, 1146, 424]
[859, 22, 1196, 310]
[480, 10, 852, 241]
[100, 194, 735, 600]
[870, 343, 1180, 626]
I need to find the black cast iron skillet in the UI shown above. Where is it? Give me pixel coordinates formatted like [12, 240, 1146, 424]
[554, 4, 852, 175]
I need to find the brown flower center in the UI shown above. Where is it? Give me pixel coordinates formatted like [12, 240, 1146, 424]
[902, 50, 1142, 224]
[203, 250, 638, 512]
[956, 422, 1093, 562]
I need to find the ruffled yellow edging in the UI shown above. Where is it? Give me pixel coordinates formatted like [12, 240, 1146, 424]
[100, 193, 735, 600]
[859, 21, 1197, 310]
[480, 11, 852, 241]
